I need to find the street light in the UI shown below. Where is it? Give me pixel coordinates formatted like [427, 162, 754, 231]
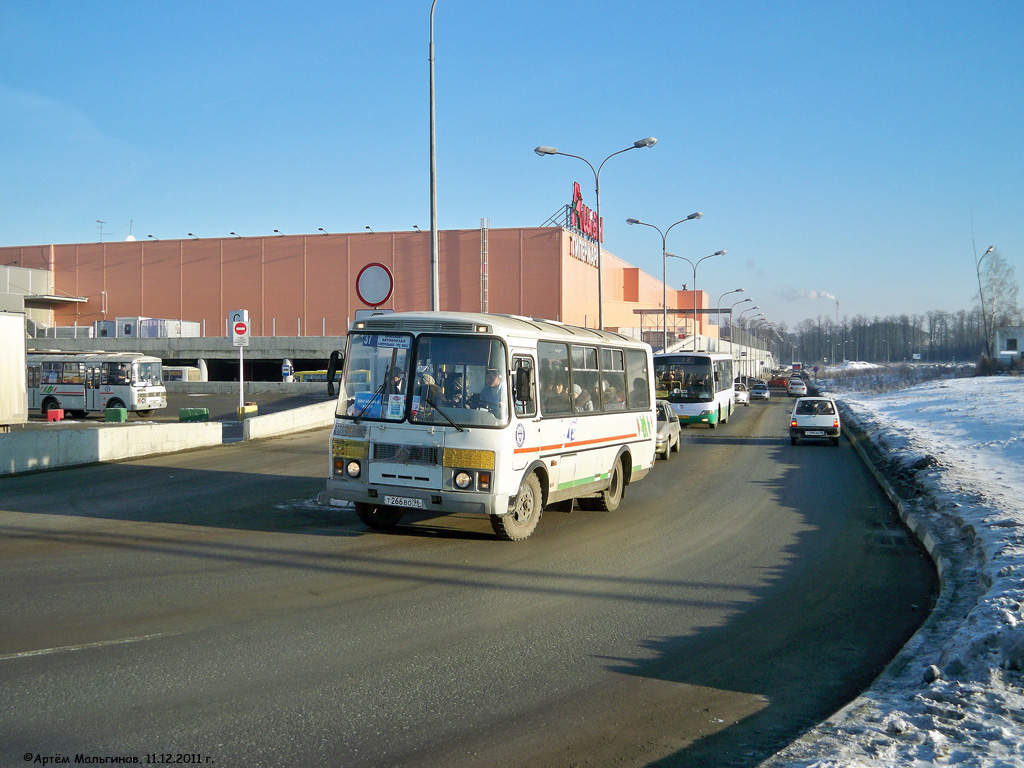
[976, 245, 995, 357]
[318, 228, 330, 235]
[728, 297, 753, 343]
[667, 250, 726, 348]
[534, 137, 658, 329]
[429, 0, 440, 310]
[717, 288, 744, 335]
[626, 212, 702, 350]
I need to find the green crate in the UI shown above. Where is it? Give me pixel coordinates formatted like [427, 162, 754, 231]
[178, 407, 210, 423]
[104, 407, 128, 423]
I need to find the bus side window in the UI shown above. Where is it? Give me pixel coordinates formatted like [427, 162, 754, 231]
[512, 356, 536, 417]
[538, 342, 571, 416]
[625, 349, 650, 409]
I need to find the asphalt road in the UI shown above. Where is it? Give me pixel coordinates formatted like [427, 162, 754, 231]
[0, 392, 936, 768]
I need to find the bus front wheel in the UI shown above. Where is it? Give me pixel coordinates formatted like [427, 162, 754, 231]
[492, 473, 542, 541]
[41, 398, 58, 417]
[355, 503, 404, 530]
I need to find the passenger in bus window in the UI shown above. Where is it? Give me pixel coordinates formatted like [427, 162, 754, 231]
[572, 384, 594, 412]
[445, 374, 466, 407]
[630, 377, 650, 408]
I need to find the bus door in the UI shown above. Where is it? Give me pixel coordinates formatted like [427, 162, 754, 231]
[510, 354, 539, 473]
[85, 365, 103, 412]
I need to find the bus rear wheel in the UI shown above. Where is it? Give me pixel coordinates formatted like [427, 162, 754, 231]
[492, 473, 542, 541]
[355, 503, 405, 530]
[594, 459, 624, 512]
[40, 398, 59, 417]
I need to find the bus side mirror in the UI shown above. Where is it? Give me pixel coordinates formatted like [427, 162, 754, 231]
[327, 350, 344, 397]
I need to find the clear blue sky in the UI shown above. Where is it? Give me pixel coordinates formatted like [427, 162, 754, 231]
[2, 1, 1021, 328]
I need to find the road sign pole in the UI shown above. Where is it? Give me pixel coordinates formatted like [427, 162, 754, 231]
[239, 344, 244, 412]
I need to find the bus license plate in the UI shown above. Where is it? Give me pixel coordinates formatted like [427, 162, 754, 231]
[806, 430, 825, 436]
[384, 495, 423, 509]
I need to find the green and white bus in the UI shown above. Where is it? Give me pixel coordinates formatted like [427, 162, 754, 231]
[654, 351, 735, 428]
[322, 312, 657, 540]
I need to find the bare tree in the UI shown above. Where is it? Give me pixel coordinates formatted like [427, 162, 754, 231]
[976, 249, 1021, 357]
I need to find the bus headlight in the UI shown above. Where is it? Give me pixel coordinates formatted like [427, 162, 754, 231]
[454, 471, 473, 489]
[346, 460, 361, 478]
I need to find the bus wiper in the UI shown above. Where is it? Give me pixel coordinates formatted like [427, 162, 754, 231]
[354, 383, 386, 423]
[422, 394, 464, 432]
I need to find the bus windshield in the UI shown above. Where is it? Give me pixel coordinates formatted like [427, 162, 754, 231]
[337, 332, 510, 427]
[135, 361, 162, 386]
[338, 333, 413, 421]
[409, 335, 508, 428]
[656, 359, 715, 403]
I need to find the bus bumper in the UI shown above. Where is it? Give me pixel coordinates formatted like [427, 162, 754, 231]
[321, 477, 511, 517]
[680, 410, 717, 426]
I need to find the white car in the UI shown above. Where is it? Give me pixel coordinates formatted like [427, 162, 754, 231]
[787, 378, 808, 397]
[790, 397, 841, 446]
[750, 383, 770, 400]
[734, 383, 750, 406]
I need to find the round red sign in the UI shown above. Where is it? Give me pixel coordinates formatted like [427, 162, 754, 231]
[234, 321, 248, 335]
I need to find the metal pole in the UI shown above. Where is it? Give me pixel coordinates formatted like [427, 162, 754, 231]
[976, 245, 995, 357]
[238, 344, 244, 413]
[429, 0, 440, 311]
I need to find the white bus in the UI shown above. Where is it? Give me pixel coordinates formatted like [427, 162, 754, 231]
[27, 352, 167, 418]
[654, 351, 735, 428]
[322, 312, 657, 540]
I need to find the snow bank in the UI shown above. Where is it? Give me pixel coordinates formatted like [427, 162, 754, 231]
[762, 374, 1024, 768]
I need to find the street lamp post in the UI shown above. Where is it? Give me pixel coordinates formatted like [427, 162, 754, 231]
[429, 0, 440, 310]
[728, 297, 752, 345]
[975, 245, 995, 357]
[535, 138, 658, 330]
[626, 213, 702, 351]
[666, 250, 726, 349]
[717, 288, 744, 338]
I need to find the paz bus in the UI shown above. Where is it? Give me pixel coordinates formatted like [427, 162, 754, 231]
[27, 352, 167, 418]
[654, 351, 735, 428]
[321, 312, 657, 540]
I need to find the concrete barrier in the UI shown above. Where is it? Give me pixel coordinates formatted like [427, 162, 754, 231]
[0, 421, 224, 476]
[241, 400, 336, 441]
[164, 381, 329, 396]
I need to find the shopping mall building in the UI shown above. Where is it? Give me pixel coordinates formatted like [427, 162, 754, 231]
[0, 220, 712, 342]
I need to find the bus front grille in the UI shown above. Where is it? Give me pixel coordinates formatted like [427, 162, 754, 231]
[373, 443, 441, 465]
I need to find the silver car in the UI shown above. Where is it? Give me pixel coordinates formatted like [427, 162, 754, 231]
[655, 399, 681, 459]
[789, 397, 841, 446]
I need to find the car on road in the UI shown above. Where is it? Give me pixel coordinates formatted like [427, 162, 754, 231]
[790, 397, 841, 446]
[655, 399, 681, 459]
[734, 383, 750, 406]
[750, 383, 770, 400]
[787, 378, 809, 397]
[768, 376, 789, 388]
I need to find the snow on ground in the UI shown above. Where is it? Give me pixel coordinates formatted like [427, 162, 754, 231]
[763, 371, 1024, 768]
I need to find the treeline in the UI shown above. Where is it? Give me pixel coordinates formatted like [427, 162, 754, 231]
[774, 308, 1018, 364]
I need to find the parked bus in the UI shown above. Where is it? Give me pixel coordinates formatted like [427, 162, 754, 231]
[27, 352, 167, 418]
[321, 312, 657, 540]
[654, 351, 735, 428]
